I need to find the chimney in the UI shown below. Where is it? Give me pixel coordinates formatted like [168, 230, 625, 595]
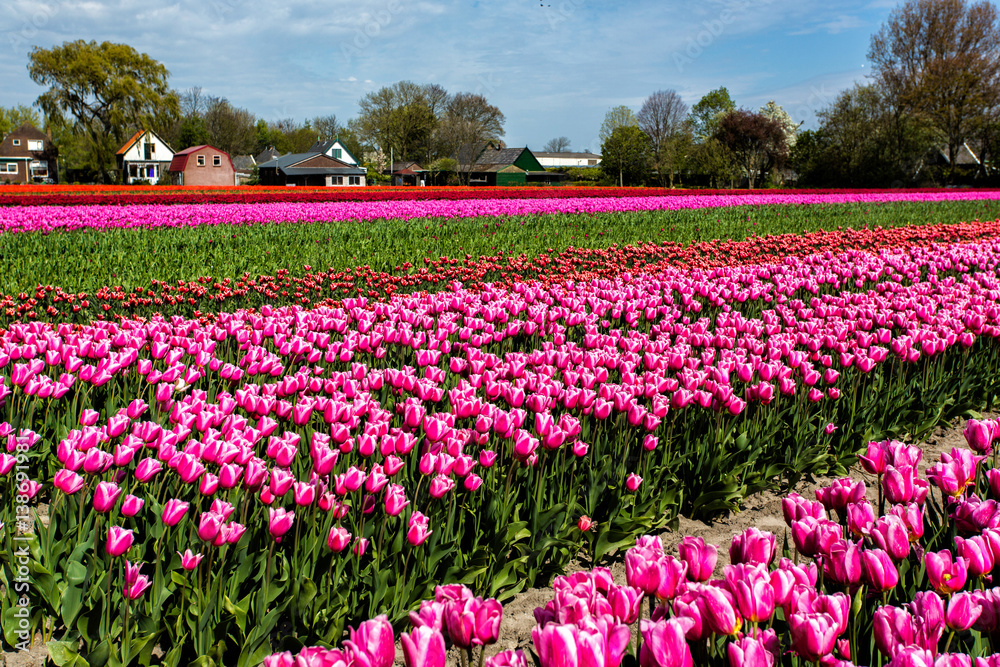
[45, 124, 52, 139]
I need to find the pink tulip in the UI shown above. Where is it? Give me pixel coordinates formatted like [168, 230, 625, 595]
[730, 527, 777, 567]
[345, 615, 395, 667]
[861, 548, 899, 591]
[384, 484, 410, 516]
[639, 618, 693, 667]
[268, 507, 295, 541]
[678, 535, 717, 582]
[197, 512, 223, 542]
[92, 481, 122, 513]
[947, 592, 983, 632]
[701, 585, 742, 636]
[926, 549, 969, 595]
[789, 612, 839, 663]
[956, 535, 995, 577]
[626, 473, 642, 492]
[53, 468, 86, 494]
[162, 499, 190, 527]
[608, 583, 643, 624]
[121, 494, 144, 517]
[727, 632, 777, 667]
[725, 563, 775, 624]
[328, 526, 352, 552]
[124, 574, 152, 600]
[578, 515, 594, 532]
[106, 526, 134, 558]
[484, 651, 527, 667]
[408, 511, 432, 547]
[870, 515, 910, 562]
[400, 626, 446, 667]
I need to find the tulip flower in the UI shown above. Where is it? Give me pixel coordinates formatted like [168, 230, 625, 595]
[966, 419, 994, 454]
[727, 633, 777, 667]
[725, 563, 775, 623]
[268, 507, 295, 541]
[345, 615, 395, 667]
[408, 511, 432, 547]
[678, 535, 717, 582]
[946, 592, 983, 632]
[134, 457, 162, 482]
[328, 526, 352, 552]
[956, 535, 995, 578]
[701, 585, 742, 636]
[92, 481, 122, 513]
[484, 651, 527, 667]
[401, 626, 446, 667]
[926, 549, 969, 595]
[106, 526, 134, 558]
[730, 527, 777, 567]
[789, 611, 839, 663]
[121, 494, 144, 517]
[861, 548, 899, 592]
[162, 499, 190, 527]
[53, 468, 86, 494]
[124, 574, 152, 600]
[578, 515, 593, 532]
[639, 618, 693, 667]
[197, 512, 223, 542]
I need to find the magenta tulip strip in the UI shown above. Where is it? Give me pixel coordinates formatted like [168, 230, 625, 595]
[6, 232, 1000, 664]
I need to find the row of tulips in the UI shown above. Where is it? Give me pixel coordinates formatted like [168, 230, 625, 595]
[5, 236, 1000, 664]
[0, 186, 983, 208]
[272, 425, 1000, 667]
[3, 217, 999, 325]
[6, 192, 1000, 235]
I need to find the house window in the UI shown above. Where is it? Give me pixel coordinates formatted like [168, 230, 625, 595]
[197, 155, 206, 166]
[349, 176, 360, 185]
[30, 161, 47, 177]
[28, 140, 43, 151]
[0, 163, 18, 173]
[12, 140, 20, 146]
[333, 148, 342, 159]
[144, 143, 154, 160]
[213, 155, 221, 166]
[332, 176, 343, 185]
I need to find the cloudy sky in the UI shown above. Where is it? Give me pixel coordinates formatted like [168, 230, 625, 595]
[1, 0, 898, 152]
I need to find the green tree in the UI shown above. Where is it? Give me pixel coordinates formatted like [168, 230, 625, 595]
[599, 105, 637, 145]
[176, 116, 210, 150]
[714, 109, 788, 188]
[0, 104, 41, 137]
[690, 87, 736, 141]
[436, 92, 505, 184]
[355, 81, 437, 162]
[869, 0, 1000, 181]
[28, 40, 179, 183]
[600, 125, 652, 186]
[204, 97, 256, 156]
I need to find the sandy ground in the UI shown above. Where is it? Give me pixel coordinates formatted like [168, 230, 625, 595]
[1, 414, 979, 667]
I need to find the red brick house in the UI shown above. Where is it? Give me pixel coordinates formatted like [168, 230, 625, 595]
[0, 123, 58, 184]
[168, 145, 237, 186]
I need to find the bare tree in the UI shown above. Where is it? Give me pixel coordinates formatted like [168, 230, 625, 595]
[543, 136, 572, 152]
[637, 89, 690, 186]
[179, 86, 206, 119]
[204, 97, 257, 155]
[312, 114, 340, 141]
[437, 92, 505, 184]
[869, 0, 1000, 180]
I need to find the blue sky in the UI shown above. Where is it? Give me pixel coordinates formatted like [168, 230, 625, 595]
[1, 0, 899, 152]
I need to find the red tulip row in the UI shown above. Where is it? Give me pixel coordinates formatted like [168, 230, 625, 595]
[3, 218, 997, 325]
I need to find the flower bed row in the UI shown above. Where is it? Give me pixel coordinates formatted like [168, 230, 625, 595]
[1, 186, 991, 207]
[3, 218, 999, 325]
[6, 192, 1000, 235]
[4, 236, 1000, 663]
[271, 426, 1000, 667]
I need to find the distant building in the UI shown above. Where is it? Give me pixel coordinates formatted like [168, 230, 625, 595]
[168, 145, 237, 186]
[231, 155, 256, 184]
[257, 151, 366, 187]
[386, 161, 427, 186]
[458, 145, 558, 185]
[534, 151, 602, 168]
[116, 130, 174, 184]
[0, 123, 59, 184]
[307, 137, 362, 166]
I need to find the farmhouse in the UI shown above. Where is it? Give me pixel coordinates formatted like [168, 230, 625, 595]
[0, 122, 59, 184]
[168, 145, 237, 186]
[534, 151, 602, 168]
[257, 151, 366, 187]
[117, 130, 174, 184]
[458, 145, 557, 185]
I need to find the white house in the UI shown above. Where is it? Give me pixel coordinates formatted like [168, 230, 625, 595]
[116, 130, 175, 184]
[307, 137, 361, 166]
[534, 151, 602, 168]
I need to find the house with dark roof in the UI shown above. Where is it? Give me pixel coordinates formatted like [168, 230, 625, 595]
[257, 152, 366, 187]
[386, 161, 427, 186]
[255, 147, 281, 164]
[231, 155, 256, 184]
[0, 123, 58, 184]
[458, 145, 557, 185]
[116, 130, 174, 184]
[168, 145, 237, 186]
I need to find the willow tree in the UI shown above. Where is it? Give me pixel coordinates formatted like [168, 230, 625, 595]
[28, 40, 179, 183]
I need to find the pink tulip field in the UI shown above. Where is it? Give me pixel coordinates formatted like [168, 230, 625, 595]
[5, 190, 1000, 666]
